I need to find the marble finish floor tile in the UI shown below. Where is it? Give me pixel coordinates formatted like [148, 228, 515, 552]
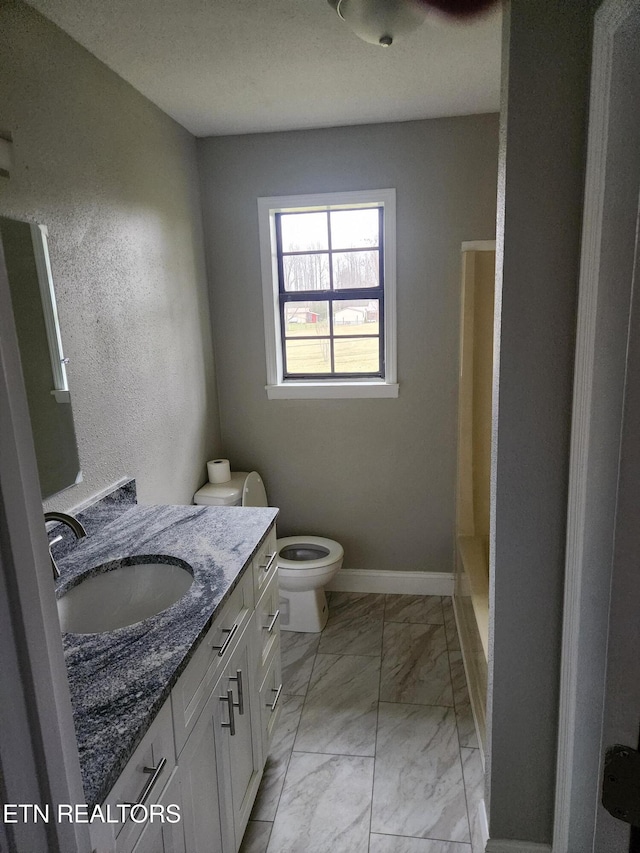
[294, 654, 380, 756]
[280, 631, 321, 696]
[372, 702, 470, 843]
[442, 598, 461, 651]
[449, 651, 479, 748]
[328, 591, 386, 621]
[380, 622, 453, 706]
[370, 835, 472, 853]
[252, 694, 305, 820]
[460, 748, 486, 853]
[266, 752, 373, 853]
[317, 613, 384, 657]
[239, 820, 272, 853]
[384, 594, 444, 625]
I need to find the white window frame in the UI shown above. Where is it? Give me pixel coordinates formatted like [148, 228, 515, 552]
[257, 189, 398, 400]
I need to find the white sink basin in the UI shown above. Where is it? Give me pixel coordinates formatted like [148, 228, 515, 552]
[57, 559, 194, 634]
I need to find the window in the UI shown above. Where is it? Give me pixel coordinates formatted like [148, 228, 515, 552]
[258, 189, 398, 399]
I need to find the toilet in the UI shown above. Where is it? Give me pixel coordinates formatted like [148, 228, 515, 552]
[194, 472, 343, 632]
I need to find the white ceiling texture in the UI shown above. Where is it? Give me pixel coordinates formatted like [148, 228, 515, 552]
[26, 0, 502, 137]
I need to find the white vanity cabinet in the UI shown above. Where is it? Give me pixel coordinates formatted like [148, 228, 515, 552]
[89, 702, 185, 853]
[177, 616, 263, 853]
[214, 617, 264, 849]
[91, 523, 280, 853]
[173, 573, 264, 853]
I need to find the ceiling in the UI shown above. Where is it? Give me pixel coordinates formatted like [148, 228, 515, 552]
[26, 0, 502, 137]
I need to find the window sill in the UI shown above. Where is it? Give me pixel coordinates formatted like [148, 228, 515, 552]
[265, 382, 399, 400]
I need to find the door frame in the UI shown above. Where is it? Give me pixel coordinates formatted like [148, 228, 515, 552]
[554, 0, 640, 849]
[0, 237, 90, 852]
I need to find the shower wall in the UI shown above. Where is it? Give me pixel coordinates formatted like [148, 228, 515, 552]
[454, 245, 495, 751]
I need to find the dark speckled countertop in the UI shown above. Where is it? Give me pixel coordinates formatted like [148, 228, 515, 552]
[56, 503, 278, 808]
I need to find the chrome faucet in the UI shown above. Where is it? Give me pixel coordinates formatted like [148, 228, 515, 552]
[44, 512, 87, 579]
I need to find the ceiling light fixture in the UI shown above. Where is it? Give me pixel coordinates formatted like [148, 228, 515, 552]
[328, 0, 429, 47]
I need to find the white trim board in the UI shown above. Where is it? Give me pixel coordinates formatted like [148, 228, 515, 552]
[485, 842, 551, 853]
[257, 188, 398, 400]
[326, 569, 454, 596]
[553, 2, 640, 851]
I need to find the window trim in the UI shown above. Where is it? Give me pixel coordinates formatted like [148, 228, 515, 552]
[257, 189, 398, 400]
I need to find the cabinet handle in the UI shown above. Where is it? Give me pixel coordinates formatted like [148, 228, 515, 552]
[124, 757, 167, 808]
[265, 610, 280, 634]
[220, 689, 236, 736]
[229, 669, 244, 715]
[210, 622, 238, 657]
[260, 552, 277, 573]
[268, 683, 283, 713]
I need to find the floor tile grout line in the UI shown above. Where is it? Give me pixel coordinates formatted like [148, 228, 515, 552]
[265, 695, 302, 824]
[443, 595, 475, 847]
[288, 748, 377, 759]
[371, 828, 473, 845]
[457, 734, 475, 847]
[367, 608, 386, 853]
[259, 635, 317, 834]
[270, 634, 319, 824]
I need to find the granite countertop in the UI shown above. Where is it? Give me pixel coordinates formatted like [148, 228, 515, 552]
[56, 503, 278, 808]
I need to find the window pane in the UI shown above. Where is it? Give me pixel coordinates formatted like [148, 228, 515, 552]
[330, 208, 379, 249]
[280, 212, 328, 252]
[285, 338, 332, 375]
[283, 253, 329, 292]
[333, 300, 379, 336]
[284, 302, 329, 337]
[334, 338, 380, 374]
[332, 251, 379, 290]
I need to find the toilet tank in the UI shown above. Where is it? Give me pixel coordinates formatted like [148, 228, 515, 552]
[193, 472, 249, 507]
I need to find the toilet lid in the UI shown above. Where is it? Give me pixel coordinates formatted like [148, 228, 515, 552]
[242, 472, 268, 507]
[276, 535, 344, 571]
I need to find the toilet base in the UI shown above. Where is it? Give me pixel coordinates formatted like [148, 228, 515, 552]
[279, 588, 329, 633]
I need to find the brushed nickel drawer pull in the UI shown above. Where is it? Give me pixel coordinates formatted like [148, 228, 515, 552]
[220, 689, 236, 736]
[268, 683, 283, 712]
[260, 552, 277, 573]
[124, 757, 167, 808]
[265, 610, 280, 634]
[210, 622, 238, 657]
[229, 669, 244, 715]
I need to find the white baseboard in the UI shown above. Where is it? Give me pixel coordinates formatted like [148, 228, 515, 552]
[485, 841, 551, 853]
[326, 569, 454, 596]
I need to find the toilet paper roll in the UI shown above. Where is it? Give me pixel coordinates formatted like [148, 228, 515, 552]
[207, 459, 231, 483]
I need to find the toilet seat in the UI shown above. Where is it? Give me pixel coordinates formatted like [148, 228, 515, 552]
[277, 535, 344, 575]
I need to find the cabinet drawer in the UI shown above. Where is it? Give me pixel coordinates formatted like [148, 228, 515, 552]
[122, 768, 185, 853]
[253, 525, 278, 600]
[101, 700, 176, 852]
[172, 572, 253, 755]
[258, 645, 282, 759]
[255, 569, 280, 672]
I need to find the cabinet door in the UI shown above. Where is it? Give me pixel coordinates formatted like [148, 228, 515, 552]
[218, 616, 263, 848]
[127, 769, 185, 853]
[179, 681, 230, 853]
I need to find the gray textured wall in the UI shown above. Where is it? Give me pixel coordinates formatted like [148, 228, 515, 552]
[0, 2, 221, 509]
[198, 116, 498, 572]
[487, 0, 593, 843]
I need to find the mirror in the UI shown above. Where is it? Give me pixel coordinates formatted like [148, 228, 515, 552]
[0, 216, 82, 498]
